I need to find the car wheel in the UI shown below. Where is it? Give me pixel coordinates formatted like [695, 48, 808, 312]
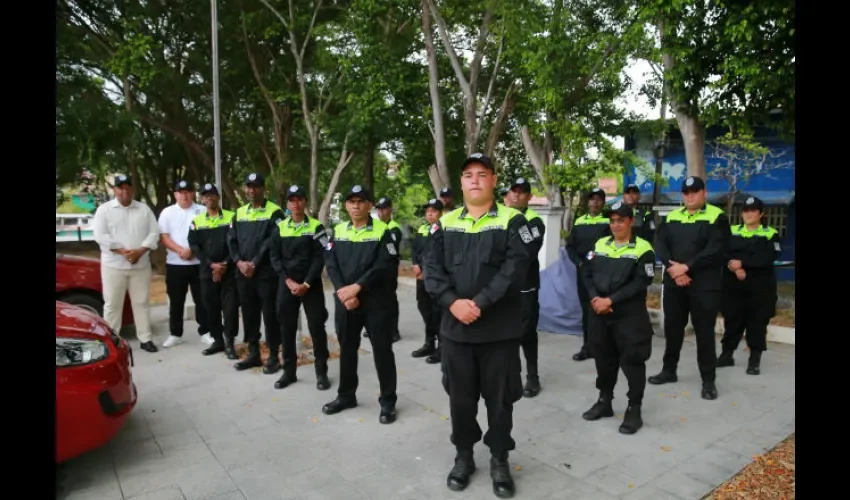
[59, 293, 104, 317]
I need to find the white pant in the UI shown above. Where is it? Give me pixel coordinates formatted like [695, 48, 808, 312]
[101, 264, 154, 343]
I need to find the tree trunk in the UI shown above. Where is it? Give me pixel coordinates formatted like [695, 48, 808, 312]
[676, 114, 706, 179]
[309, 131, 320, 213]
[319, 134, 354, 226]
[421, 1, 450, 193]
[363, 138, 375, 193]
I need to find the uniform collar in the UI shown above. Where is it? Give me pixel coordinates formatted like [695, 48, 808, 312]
[585, 211, 604, 219]
[288, 214, 311, 227]
[347, 216, 375, 231]
[111, 199, 138, 209]
[246, 199, 270, 213]
[680, 204, 707, 215]
[459, 202, 499, 220]
[604, 235, 637, 248]
[205, 209, 223, 219]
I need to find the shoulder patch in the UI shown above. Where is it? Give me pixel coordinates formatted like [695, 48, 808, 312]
[644, 263, 655, 277]
[773, 241, 781, 252]
[324, 241, 334, 251]
[586, 251, 594, 260]
[387, 243, 397, 256]
[530, 226, 541, 239]
[518, 225, 533, 244]
[429, 223, 439, 235]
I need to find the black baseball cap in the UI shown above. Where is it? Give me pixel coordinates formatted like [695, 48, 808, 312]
[345, 184, 373, 202]
[245, 172, 265, 186]
[589, 187, 606, 200]
[174, 179, 192, 192]
[608, 200, 634, 218]
[625, 183, 640, 193]
[510, 177, 532, 193]
[439, 186, 453, 197]
[286, 185, 306, 199]
[423, 198, 444, 211]
[375, 197, 392, 208]
[200, 183, 219, 196]
[681, 176, 706, 192]
[742, 196, 764, 211]
[461, 152, 495, 171]
[114, 174, 132, 187]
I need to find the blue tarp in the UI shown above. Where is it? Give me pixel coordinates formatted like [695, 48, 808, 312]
[537, 247, 583, 335]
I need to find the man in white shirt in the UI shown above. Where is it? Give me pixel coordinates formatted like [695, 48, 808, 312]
[92, 174, 160, 353]
[158, 179, 211, 348]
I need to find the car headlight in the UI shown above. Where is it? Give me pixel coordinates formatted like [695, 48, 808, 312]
[56, 338, 109, 367]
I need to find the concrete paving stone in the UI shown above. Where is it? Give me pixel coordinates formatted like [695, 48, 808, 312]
[61, 481, 125, 500]
[619, 482, 687, 500]
[126, 486, 186, 500]
[654, 470, 715, 499]
[60, 301, 794, 500]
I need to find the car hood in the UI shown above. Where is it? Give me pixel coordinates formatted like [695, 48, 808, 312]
[56, 301, 111, 339]
[56, 254, 100, 268]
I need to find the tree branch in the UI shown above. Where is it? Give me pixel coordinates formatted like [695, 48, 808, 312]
[425, 0, 471, 98]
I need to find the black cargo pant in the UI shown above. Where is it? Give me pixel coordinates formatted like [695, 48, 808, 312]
[441, 337, 523, 455]
[278, 281, 330, 376]
[335, 298, 397, 407]
[520, 289, 540, 376]
[201, 271, 239, 343]
[661, 285, 721, 382]
[416, 280, 441, 343]
[236, 273, 280, 347]
[576, 265, 591, 348]
[721, 286, 776, 353]
[166, 264, 209, 337]
[589, 299, 654, 405]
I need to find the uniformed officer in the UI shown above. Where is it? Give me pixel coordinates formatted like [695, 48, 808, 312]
[439, 186, 455, 213]
[424, 153, 531, 498]
[622, 183, 656, 242]
[566, 188, 611, 361]
[227, 172, 286, 373]
[716, 196, 780, 375]
[322, 185, 399, 424]
[188, 183, 240, 359]
[269, 185, 332, 391]
[410, 198, 444, 362]
[580, 201, 656, 435]
[504, 177, 546, 398]
[374, 196, 402, 343]
[649, 176, 730, 400]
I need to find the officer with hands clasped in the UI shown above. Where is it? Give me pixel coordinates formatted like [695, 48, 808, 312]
[374, 196, 403, 343]
[649, 175, 730, 400]
[580, 201, 656, 435]
[322, 185, 399, 424]
[269, 185, 332, 391]
[715, 196, 780, 375]
[410, 197, 444, 363]
[424, 152, 532, 498]
[228, 172, 286, 374]
[188, 183, 240, 359]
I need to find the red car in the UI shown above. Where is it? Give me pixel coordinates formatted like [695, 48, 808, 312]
[56, 301, 138, 463]
[55, 253, 134, 329]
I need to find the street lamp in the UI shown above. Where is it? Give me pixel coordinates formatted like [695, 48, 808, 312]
[211, 0, 222, 198]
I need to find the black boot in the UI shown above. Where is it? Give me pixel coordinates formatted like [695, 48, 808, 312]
[379, 404, 397, 424]
[234, 342, 262, 371]
[322, 397, 357, 415]
[582, 394, 614, 421]
[746, 350, 762, 375]
[263, 346, 281, 375]
[224, 339, 238, 360]
[446, 449, 476, 492]
[490, 452, 516, 498]
[411, 338, 436, 358]
[647, 370, 678, 385]
[572, 346, 592, 361]
[619, 404, 643, 434]
[202, 341, 225, 356]
[274, 371, 297, 389]
[523, 374, 541, 398]
[316, 364, 331, 390]
[701, 381, 718, 400]
[716, 349, 735, 367]
[426, 343, 441, 364]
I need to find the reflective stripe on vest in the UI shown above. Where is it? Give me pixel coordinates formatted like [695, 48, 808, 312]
[575, 213, 609, 226]
[235, 201, 283, 222]
[192, 209, 235, 229]
[278, 216, 323, 237]
[333, 219, 388, 242]
[591, 236, 653, 260]
[665, 204, 723, 224]
[440, 205, 521, 233]
[730, 224, 777, 239]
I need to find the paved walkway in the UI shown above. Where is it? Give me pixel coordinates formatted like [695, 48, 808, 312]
[57, 283, 795, 500]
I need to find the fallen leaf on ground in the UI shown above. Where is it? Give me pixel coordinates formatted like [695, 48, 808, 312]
[628, 484, 634, 488]
[514, 465, 523, 471]
[358, 418, 364, 422]
[732, 402, 738, 406]
[311, 417, 319, 423]
[247, 404, 252, 408]
[705, 433, 794, 500]
[680, 417, 687, 422]
[272, 397, 279, 402]
[441, 416, 449, 420]
[681, 391, 690, 396]
[660, 446, 672, 452]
